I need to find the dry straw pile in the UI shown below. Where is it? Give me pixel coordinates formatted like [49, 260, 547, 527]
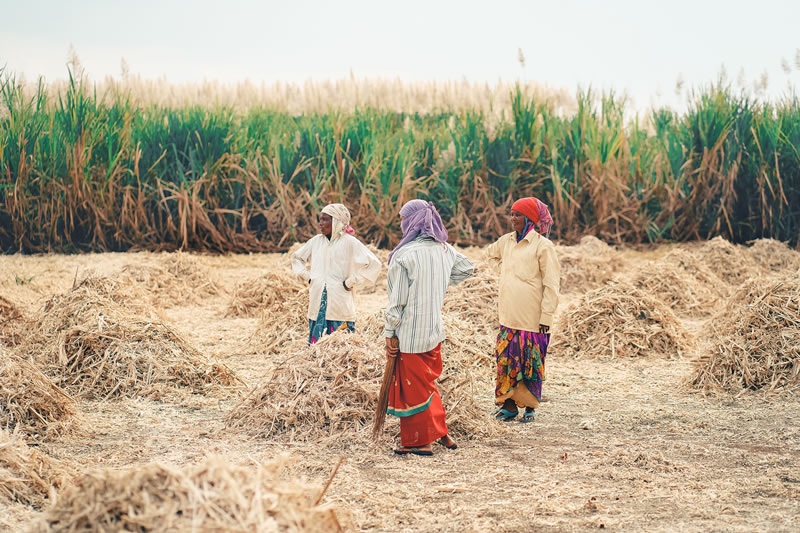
[0, 350, 75, 439]
[14, 276, 237, 400]
[557, 281, 688, 359]
[227, 326, 496, 445]
[0, 295, 21, 324]
[556, 236, 622, 294]
[226, 270, 306, 318]
[0, 428, 72, 508]
[245, 285, 309, 355]
[627, 249, 727, 317]
[688, 236, 760, 285]
[689, 274, 800, 392]
[227, 332, 381, 442]
[361, 245, 389, 294]
[238, 246, 311, 352]
[747, 238, 800, 272]
[443, 262, 499, 334]
[30, 456, 347, 533]
[118, 252, 222, 307]
[0, 295, 24, 346]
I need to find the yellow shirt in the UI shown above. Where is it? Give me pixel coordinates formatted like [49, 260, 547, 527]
[487, 230, 561, 329]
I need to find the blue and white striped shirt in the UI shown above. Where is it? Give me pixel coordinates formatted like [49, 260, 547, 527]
[383, 237, 475, 353]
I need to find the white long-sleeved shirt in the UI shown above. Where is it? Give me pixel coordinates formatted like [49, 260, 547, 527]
[383, 237, 475, 353]
[292, 234, 381, 322]
[487, 230, 560, 329]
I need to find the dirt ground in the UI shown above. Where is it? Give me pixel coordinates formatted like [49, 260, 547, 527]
[1, 246, 799, 532]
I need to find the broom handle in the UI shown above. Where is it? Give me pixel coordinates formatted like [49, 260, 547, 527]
[372, 355, 397, 439]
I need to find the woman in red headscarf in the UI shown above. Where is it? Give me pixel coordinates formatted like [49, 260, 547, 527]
[487, 197, 560, 422]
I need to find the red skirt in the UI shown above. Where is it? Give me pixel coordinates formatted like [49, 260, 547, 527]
[387, 343, 448, 447]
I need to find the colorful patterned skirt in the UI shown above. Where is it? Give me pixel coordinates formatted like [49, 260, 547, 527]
[308, 287, 355, 344]
[495, 326, 549, 409]
[387, 343, 448, 447]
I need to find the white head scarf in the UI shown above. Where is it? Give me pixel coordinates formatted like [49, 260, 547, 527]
[321, 203, 355, 240]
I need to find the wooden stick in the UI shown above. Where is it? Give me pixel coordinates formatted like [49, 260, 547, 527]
[314, 456, 344, 506]
[372, 356, 396, 440]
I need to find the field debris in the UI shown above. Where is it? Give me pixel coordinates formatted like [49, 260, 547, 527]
[246, 296, 309, 356]
[610, 449, 685, 473]
[226, 270, 306, 318]
[0, 295, 25, 345]
[443, 262, 498, 334]
[227, 332, 381, 441]
[0, 350, 75, 439]
[557, 281, 688, 359]
[0, 428, 72, 508]
[361, 245, 389, 294]
[13, 276, 237, 400]
[747, 238, 800, 273]
[237, 262, 310, 353]
[29, 456, 347, 533]
[627, 249, 727, 317]
[689, 274, 800, 393]
[688, 236, 760, 285]
[0, 295, 22, 324]
[0, 240, 798, 532]
[227, 329, 498, 444]
[556, 236, 623, 293]
[118, 251, 222, 306]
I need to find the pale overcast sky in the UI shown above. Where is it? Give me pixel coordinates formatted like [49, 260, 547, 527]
[2, 0, 799, 109]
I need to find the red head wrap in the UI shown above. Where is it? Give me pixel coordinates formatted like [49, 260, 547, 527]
[511, 197, 553, 237]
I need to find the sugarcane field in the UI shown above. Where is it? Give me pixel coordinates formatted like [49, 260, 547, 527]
[3, 3, 800, 532]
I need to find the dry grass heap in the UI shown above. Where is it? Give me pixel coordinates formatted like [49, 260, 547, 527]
[557, 281, 689, 359]
[0, 350, 75, 439]
[246, 290, 309, 355]
[439, 316, 496, 432]
[30, 456, 346, 533]
[227, 326, 496, 445]
[747, 238, 800, 273]
[627, 249, 727, 317]
[443, 262, 498, 334]
[14, 276, 237, 400]
[118, 251, 222, 307]
[0, 295, 24, 346]
[0, 428, 72, 508]
[441, 314, 495, 368]
[239, 246, 310, 352]
[227, 332, 380, 442]
[226, 270, 306, 318]
[0, 295, 21, 324]
[556, 235, 623, 294]
[688, 236, 760, 285]
[361, 245, 389, 294]
[689, 274, 800, 393]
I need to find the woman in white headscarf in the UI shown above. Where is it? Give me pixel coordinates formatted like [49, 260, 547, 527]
[292, 204, 381, 343]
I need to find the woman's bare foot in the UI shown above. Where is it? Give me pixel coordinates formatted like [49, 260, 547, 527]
[438, 435, 458, 449]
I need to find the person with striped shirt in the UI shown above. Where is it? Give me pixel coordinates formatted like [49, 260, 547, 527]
[384, 199, 474, 456]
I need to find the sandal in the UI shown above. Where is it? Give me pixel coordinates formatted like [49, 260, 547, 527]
[494, 408, 518, 421]
[394, 447, 433, 456]
[520, 409, 535, 423]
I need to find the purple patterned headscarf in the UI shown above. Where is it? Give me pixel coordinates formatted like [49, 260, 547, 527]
[388, 200, 448, 263]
